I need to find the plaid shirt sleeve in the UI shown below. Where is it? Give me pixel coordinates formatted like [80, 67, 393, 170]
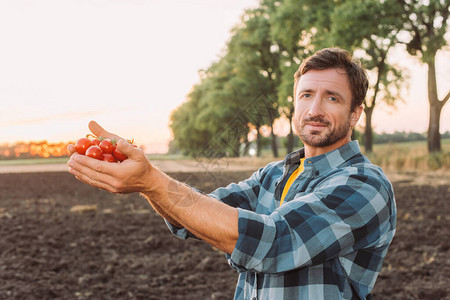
[228, 168, 394, 274]
[164, 165, 271, 240]
[208, 164, 277, 209]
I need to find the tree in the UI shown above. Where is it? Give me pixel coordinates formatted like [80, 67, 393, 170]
[395, 0, 449, 152]
[172, 7, 285, 158]
[226, 8, 282, 157]
[329, 0, 406, 152]
[170, 81, 215, 156]
[264, 0, 335, 154]
[187, 57, 255, 157]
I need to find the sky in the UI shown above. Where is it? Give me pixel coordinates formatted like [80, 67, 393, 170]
[0, 0, 449, 154]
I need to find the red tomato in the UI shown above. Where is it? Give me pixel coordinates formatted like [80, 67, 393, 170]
[85, 146, 104, 160]
[99, 139, 115, 154]
[103, 153, 117, 163]
[113, 148, 128, 162]
[75, 138, 92, 155]
[92, 139, 101, 146]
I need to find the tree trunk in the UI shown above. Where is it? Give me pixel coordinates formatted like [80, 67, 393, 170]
[243, 136, 250, 156]
[231, 138, 240, 157]
[364, 106, 374, 153]
[426, 54, 448, 153]
[286, 108, 294, 154]
[256, 125, 262, 157]
[270, 124, 279, 158]
[362, 53, 384, 154]
[286, 124, 294, 154]
[428, 102, 442, 153]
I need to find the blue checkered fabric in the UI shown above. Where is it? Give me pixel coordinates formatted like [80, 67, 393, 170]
[167, 141, 396, 300]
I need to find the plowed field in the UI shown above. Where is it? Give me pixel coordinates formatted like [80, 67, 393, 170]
[0, 170, 448, 299]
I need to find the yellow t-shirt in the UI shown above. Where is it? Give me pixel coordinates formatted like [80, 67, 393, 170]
[280, 158, 304, 206]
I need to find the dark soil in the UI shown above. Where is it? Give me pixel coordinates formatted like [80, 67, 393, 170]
[0, 171, 448, 299]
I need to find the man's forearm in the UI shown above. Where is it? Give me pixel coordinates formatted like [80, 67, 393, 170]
[142, 169, 239, 254]
[143, 193, 183, 228]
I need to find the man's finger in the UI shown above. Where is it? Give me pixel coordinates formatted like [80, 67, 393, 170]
[116, 139, 142, 160]
[67, 144, 76, 154]
[69, 166, 117, 193]
[68, 155, 119, 190]
[69, 153, 113, 177]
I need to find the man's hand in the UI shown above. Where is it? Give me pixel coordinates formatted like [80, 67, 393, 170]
[67, 121, 239, 254]
[67, 121, 153, 194]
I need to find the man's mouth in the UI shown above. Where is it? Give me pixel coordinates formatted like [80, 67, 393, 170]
[306, 122, 328, 127]
[303, 118, 330, 129]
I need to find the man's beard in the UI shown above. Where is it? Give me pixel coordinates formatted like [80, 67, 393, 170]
[294, 115, 352, 148]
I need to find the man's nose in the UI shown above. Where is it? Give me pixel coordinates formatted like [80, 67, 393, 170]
[308, 96, 324, 117]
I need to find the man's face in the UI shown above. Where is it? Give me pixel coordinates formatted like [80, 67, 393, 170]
[293, 68, 362, 152]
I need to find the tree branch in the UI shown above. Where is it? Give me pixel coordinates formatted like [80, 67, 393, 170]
[441, 90, 450, 107]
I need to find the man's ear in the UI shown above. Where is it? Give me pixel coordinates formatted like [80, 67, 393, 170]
[350, 105, 364, 127]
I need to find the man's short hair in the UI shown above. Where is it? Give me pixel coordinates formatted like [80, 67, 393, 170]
[294, 47, 369, 112]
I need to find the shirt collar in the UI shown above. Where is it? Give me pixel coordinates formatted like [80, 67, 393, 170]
[283, 141, 362, 174]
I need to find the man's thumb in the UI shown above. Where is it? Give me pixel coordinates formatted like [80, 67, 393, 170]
[116, 140, 138, 159]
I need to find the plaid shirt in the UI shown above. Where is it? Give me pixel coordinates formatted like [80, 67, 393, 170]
[167, 141, 396, 299]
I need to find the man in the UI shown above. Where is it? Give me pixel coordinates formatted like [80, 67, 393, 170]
[68, 47, 396, 299]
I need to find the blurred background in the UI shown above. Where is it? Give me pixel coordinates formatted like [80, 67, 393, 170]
[0, 0, 449, 171]
[0, 2, 449, 299]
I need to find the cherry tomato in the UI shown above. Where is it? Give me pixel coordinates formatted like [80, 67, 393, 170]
[92, 139, 101, 146]
[113, 148, 128, 162]
[103, 153, 117, 163]
[85, 146, 104, 160]
[75, 138, 92, 155]
[99, 139, 115, 154]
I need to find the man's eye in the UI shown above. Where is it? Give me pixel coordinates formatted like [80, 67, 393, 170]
[301, 93, 312, 98]
[328, 96, 338, 102]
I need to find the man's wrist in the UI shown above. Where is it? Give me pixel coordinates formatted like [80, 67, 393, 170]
[141, 164, 169, 195]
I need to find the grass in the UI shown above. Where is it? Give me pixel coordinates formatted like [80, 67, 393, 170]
[363, 139, 450, 171]
[255, 139, 450, 172]
[0, 154, 183, 166]
[146, 153, 186, 160]
[0, 157, 69, 166]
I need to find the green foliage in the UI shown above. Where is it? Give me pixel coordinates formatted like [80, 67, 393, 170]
[397, 0, 449, 62]
[373, 131, 427, 144]
[360, 131, 450, 145]
[170, 0, 449, 158]
[171, 7, 282, 157]
[327, 0, 408, 152]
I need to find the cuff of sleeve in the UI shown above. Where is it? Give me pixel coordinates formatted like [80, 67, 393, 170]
[228, 208, 276, 272]
[164, 219, 192, 240]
